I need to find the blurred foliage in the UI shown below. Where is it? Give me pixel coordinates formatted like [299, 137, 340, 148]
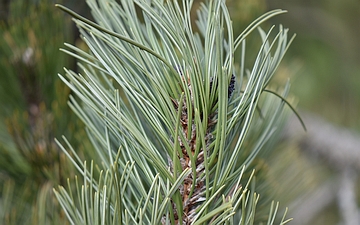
[0, 0, 91, 224]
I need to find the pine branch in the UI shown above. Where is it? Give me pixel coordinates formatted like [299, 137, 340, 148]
[54, 0, 298, 224]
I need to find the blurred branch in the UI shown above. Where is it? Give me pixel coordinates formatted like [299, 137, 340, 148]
[283, 111, 360, 225]
[283, 111, 360, 171]
[287, 170, 360, 225]
[337, 168, 360, 225]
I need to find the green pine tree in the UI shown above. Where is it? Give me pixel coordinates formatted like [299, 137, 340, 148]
[54, 0, 304, 224]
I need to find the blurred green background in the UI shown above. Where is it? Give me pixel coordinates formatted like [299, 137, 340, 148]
[0, 0, 359, 224]
[267, 0, 360, 130]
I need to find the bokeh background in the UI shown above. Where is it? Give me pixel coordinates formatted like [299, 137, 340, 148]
[0, 0, 359, 224]
[268, 0, 360, 129]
